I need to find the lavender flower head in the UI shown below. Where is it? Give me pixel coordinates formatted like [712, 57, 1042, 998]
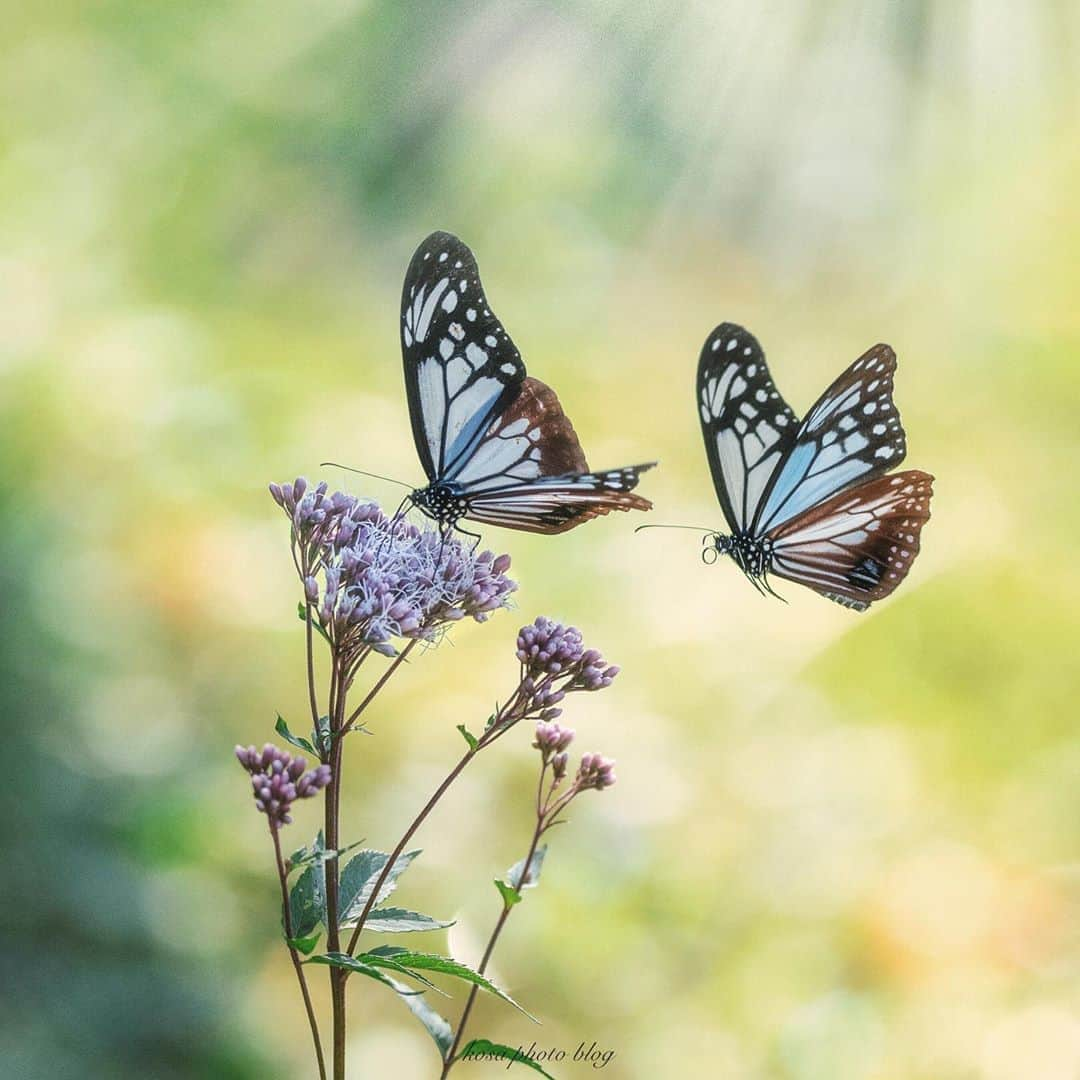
[513, 618, 620, 725]
[236, 743, 332, 827]
[270, 479, 516, 659]
[575, 752, 617, 791]
[533, 719, 575, 758]
[516, 617, 620, 690]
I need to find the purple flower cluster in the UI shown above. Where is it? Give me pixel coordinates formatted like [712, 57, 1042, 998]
[532, 720, 616, 791]
[516, 617, 620, 691]
[235, 743, 332, 827]
[270, 478, 516, 659]
[512, 617, 620, 724]
[533, 719, 575, 778]
[575, 752, 617, 791]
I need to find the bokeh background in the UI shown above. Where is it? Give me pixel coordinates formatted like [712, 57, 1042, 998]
[3, 3, 1079, 1078]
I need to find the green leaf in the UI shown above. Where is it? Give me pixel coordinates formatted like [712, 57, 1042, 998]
[339, 849, 420, 925]
[359, 948, 536, 1021]
[457, 1039, 556, 1078]
[507, 845, 547, 891]
[287, 837, 327, 937]
[306, 952, 423, 994]
[312, 712, 333, 757]
[275, 714, 315, 755]
[494, 879, 523, 908]
[287, 833, 362, 873]
[361, 908, 455, 934]
[286, 931, 321, 956]
[383, 973, 454, 1058]
[351, 946, 448, 995]
[456, 724, 479, 751]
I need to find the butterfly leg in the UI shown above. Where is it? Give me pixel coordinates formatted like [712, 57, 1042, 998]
[378, 494, 412, 557]
[759, 575, 788, 604]
[453, 523, 483, 554]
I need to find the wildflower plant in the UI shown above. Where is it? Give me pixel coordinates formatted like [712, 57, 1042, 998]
[237, 479, 622, 1079]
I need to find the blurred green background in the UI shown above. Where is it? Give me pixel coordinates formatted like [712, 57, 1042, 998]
[2, 3, 1078, 1078]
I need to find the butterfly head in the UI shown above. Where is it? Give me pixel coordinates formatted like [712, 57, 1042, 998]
[409, 480, 469, 532]
[705, 531, 773, 577]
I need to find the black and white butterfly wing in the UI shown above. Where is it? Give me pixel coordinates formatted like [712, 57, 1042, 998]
[459, 377, 654, 534]
[752, 344, 907, 536]
[401, 231, 525, 483]
[768, 470, 933, 610]
[697, 323, 799, 533]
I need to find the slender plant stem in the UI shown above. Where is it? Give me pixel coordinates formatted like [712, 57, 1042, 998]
[441, 815, 547, 1077]
[304, 604, 321, 740]
[324, 654, 348, 1080]
[345, 747, 477, 956]
[272, 825, 328, 1080]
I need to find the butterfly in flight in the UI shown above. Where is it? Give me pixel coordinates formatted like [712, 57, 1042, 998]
[684, 322, 933, 611]
[398, 231, 655, 539]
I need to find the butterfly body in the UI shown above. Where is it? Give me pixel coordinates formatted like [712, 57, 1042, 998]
[709, 531, 774, 580]
[696, 323, 933, 611]
[409, 480, 470, 531]
[400, 231, 655, 536]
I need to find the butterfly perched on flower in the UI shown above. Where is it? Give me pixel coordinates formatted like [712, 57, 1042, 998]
[399, 231, 655, 537]
[691, 323, 933, 611]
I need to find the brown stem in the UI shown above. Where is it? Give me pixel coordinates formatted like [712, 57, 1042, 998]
[441, 815, 547, 1077]
[324, 655, 347, 1080]
[304, 604, 321, 743]
[272, 825, 327, 1080]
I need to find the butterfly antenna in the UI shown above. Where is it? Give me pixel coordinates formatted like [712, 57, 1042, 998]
[320, 461, 414, 491]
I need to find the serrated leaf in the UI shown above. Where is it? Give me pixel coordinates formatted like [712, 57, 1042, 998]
[361, 908, 455, 934]
[339, 849, 420, 924]
[507, 845, 547, 891]
[494, 879, 522, 907]
[457, 1039, 556, 1078]
[288, 834, 362, 873]
[286, 931, 321, 956]
[358, 948, 536, 1021]
[306, 952, 423, 994]
[383, 973, 454, 1057]
[352, 946, 448, 995]
[288, 861, 326, 939]
[456, 724, 479, 751]
[275, 714, 315, 755]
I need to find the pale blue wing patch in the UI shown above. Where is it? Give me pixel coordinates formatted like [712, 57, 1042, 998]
[754, 344, 906, 535]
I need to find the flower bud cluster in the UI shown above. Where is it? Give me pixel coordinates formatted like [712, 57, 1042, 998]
[533, 719, 575, 779]
[235, 743, 332, 827]
[575, 751, 617, 791]
[513, 617, 620, 723]
[532, 720, 617, 792]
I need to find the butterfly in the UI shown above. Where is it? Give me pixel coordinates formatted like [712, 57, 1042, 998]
[399, 231, 655, 538]
[691, 322, 933, 611]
